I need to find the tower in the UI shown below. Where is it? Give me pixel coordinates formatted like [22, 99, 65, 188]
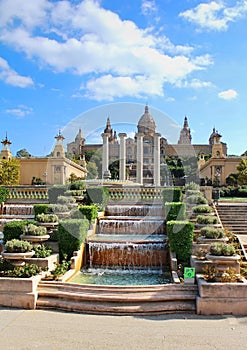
[178, 116, 192, 144]
[53, 130, 65, 158]
[0, 133, 12, 160]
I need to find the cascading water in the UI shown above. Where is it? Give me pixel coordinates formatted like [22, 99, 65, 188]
[69, 202, 171, 285]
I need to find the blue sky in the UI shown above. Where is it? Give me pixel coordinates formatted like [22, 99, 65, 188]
[0, 0, 246, 156]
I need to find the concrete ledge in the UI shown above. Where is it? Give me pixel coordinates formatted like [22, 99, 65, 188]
[0, 274, 42, 309]
[26, 254, 59, 272]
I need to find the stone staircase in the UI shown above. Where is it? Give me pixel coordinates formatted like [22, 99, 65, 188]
[36, 281, 198, 315]
[216, 203, 247, 259]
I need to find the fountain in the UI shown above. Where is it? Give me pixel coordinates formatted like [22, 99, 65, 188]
[70, 202, 170, 285]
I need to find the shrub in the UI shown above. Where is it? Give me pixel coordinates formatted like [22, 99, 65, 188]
[84, 186, 109, 209]
[3, 264, 42, 278]
[57, 195, 76, 205]
[49, 204, 69, 213]
[23, 223, 47, 236]
[57, 218, 89, 260]
[193, 205, 213, 214]
[186, 194, 207, 205]
[0, 186, 9, 203]
[185, 189, 200, 197]
[69, 180, 86, 191]
[36, 213, 58, 223]
[200, 227, 225, 239]
[33, 204, 51, 217]
[209, 242, 236, 256]
[196, 215, 218, 225]
[48, 185, 68, 204]
[78, 205, 98, 224]
[167, 220, 194, 263]
[50, 259, 70, 280]
[4, 239, 33, 253]
[184, 182, 200, 191]
[162, 188, 182, 203]
[3, 220, 32, 243]
[165, 202, 186, 221]
[33, 244, 52, 258]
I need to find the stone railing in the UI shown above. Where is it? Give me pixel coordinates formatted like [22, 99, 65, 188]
[108, 186, 164, 201]
[6, 186, 49, 201]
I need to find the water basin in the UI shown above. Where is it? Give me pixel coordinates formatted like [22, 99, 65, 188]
[69, 269, 172, 286]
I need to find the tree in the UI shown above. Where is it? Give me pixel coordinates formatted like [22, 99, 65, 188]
[109, 160, 119, 179]
[0, 159, 20, 185]
[237, 159, 247, 185]
[86, 162, 98, 179]
[16, 148, 31, 157]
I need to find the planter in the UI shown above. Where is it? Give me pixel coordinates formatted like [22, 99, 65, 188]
[205, 253, 240, 273]
[196, 276, 247, 315]
[190, 255, 213, 274]
[0, 274, 42, 309]
[20, 234, 50, 247]
[36, 222, 58, 234]
[26, 253, 59, 272]
[2, 250, 35, 266]
[197, 237, 228, 244]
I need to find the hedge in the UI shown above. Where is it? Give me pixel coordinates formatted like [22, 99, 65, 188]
[3, 220, 33, 243]
[48, 185, 68, 204]
[0, 187, 9, 203]
[57, 218, 89, 260]
[162, 188, 182, 203]
[33, 204, 51, 218]
[69, 181, 86, 191]
[78, 205, 98, 224]
[167, 220, 194, 262]
[84, 186, 109, 209]
[165, 202, 186, 221]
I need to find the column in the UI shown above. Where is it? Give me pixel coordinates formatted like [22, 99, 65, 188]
[101, 133, 111, 179]
[118, 133, 127, 181]
[136, 133, 143, 185]
[154, 133, 161, 187]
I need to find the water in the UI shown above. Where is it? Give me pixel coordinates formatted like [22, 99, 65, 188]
[69, 268, 172, 286]
[98, 219, 165, 234]
[105, 204, 164, 217]
[89, 234, 167, 242]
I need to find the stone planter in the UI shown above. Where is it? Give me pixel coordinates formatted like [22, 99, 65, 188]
[26, 253, 59, 272]
[205, 253, 240, 273]
[197, 237, 228, 244]
[0, 274, 42, 309]
[20, 234, 50, 247]
[196, 276, 247, 315]
[2, 250, 35, 266]
[36, 222, 58, 234]
[190, 255, 213, 274]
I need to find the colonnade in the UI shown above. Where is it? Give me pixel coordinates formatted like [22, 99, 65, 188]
[101, 132, 161, 186]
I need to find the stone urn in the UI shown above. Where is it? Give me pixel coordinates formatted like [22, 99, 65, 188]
[20, 234, 50, 247]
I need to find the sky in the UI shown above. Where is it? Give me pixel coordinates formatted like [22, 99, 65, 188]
[0, 0, 246, 157]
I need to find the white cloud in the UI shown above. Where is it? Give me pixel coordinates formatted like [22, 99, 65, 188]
[0, 57, 34, 87]
[141, 0, 158, 17]
[218, 89, 238, 100]
[0, 0, 213, 100]
[180, 78, 213, 89]
[6, 105, 33, 118]
[180, 1, 247, 31]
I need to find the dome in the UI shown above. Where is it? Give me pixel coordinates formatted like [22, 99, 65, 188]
[137, 105, 156, 135]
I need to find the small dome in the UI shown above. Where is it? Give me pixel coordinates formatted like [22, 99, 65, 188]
[137, 105, 156, 134]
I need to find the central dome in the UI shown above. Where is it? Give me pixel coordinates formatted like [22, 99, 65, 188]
[137, 105, 156, 135]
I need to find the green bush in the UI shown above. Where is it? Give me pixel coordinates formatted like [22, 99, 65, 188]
[0, 186, 9, 203]
[23, 223, 47, 236]
[33, 204, 51, 217]
[193, 205, 213, 214]
[49, 204, 69, 213]
[200, 227, 225, 239]
[57, 195, 76, 205]
[167, 220, 194, 263]
[165, 202, 186, 221]
[36, 213, 58, 223]
[4, 239, 33, 253]
[3, 264, 42, 278]
[184, 182, 200, 191]
[57, 219, 89, 260]
[69, 181, 86, 191]
[48, 185, 68, 204]
[78, 205, 98, 224]
[186, 194, 207, 205]
[3, 220, 32, 243]
[162, 188, 182, 203]
[196, 215, 218, 225]
[33, 244, 52, 258]
[84, 186, 109, 209]
[209, 242, 236, 256]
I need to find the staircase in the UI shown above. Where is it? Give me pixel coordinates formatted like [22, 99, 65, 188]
[216, 203, 247, 259]
[36, 281, 198, 315]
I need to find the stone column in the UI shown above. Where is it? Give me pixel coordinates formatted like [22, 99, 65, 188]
[136, 133, 143, 185]
[118, 133, 127, 181]
[101, 133, 111, 179]
[153, 133, 161, 187]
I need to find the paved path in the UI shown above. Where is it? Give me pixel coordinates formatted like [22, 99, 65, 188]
[0, 308, 247, 349]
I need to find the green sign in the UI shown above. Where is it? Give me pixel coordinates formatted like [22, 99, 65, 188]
[184, 267, 195, 279]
